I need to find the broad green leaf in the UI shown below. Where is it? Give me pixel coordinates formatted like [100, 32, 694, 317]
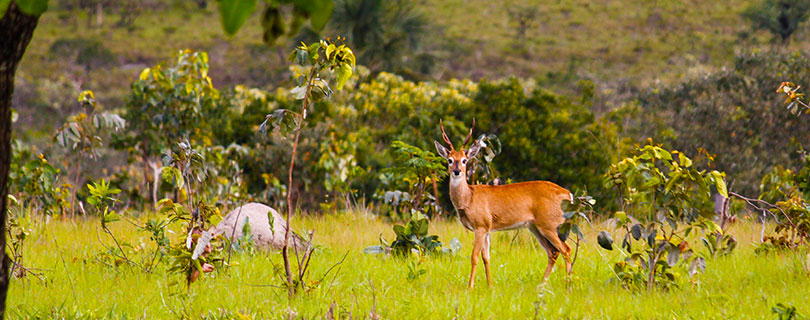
[666, 244, 681, 266]
[219, 0, 257, 36]
[630, 224, 642, 240]
[336, 62, 352, 90]
[307, 0, 334, 31]
[597, 231, 613, 250]
[711, 170, 728, 197]
[393, 225, 405, 237]
[290, 85, 307, 100]
[14, 0, 48, 16]
[139, 68, 151, 81]
[678, 152, 692, 168]
[325, 43, 335, 60]
[174, 169, 185, 190]
[557, 223, 571, 242]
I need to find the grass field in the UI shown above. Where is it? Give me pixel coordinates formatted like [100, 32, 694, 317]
[10, 211, 809, 319]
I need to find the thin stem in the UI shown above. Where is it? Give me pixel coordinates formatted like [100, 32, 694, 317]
[70, 155, 83, 217]
[729, 191, 796, 231]
[282, 66, 318, 297]
[227, 199, 246, 266]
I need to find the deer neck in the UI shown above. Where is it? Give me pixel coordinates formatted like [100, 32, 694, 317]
[449, 175, 473, 211]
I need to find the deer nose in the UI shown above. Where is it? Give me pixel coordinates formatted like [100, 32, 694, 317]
[452, 169, 461, 176]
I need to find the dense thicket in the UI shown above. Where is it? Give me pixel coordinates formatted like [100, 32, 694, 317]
[636, 51, 810, 196]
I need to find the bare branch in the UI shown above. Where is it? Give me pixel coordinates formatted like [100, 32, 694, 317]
[728, 191, 797, 230]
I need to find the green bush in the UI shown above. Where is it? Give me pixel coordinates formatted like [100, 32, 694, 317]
[637, 51, 810, 197]
[48, 37, 116, 70]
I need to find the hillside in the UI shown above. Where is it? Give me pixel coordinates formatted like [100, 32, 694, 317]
[14, 0, 810, 141]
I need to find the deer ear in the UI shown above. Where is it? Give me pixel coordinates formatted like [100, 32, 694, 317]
[465, 141, 482, 159]
[434, 141, 449, 158]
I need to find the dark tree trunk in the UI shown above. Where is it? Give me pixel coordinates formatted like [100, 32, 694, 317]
[0, 3, 40, 318]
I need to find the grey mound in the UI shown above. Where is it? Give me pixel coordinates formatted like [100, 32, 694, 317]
[209, 203, 305, 250]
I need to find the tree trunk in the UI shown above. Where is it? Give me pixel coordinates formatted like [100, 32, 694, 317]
[1, 3, 41, 318]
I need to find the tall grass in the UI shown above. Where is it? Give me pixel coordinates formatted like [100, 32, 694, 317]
[9, 212, 809, 319]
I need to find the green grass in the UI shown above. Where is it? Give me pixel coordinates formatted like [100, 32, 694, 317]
[425, 0, 756, 85]
[9, 212, 809, 319]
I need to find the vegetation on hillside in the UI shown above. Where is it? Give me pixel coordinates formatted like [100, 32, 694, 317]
[6, 0, 810, 318]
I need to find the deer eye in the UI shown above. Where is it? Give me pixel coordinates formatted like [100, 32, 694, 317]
[448, 159, 454, 165]
[461, 158, 467, 165]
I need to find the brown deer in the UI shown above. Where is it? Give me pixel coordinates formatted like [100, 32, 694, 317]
[434, 119, 573, 289]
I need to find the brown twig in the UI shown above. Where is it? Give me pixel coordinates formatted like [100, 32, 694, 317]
[728, 191, 796, 229]
[282, 65, 319, 297]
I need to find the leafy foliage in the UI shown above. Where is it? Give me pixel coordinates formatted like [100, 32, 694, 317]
[742, 0, 810, 44]
[364, 212, 461, 256]
[772, 303, 805, 320]
[558, 191, 595, 244]
[218, 0, 335, 44]
[636, 51, 810, 197]
[121, 50, 218, 156]
[55, 90, 125, 216]
[8, 146, 69, 216]
[758, 163, 810, 249]
[258, 39, 355, 296]
[469, 78, 624, 211]
[328, 0, 431, 76]
[55, 90, 125, 158]
[378, 141, 446, 218]
[599, 143, 728, 290]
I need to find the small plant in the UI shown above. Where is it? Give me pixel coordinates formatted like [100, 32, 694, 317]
[378, 141, 447, 218]
[406, 258, 427, 281]
[599, 143, 727, 290]
[6, 217, 43, 281]
[258, 38, 355, 296]
[8, 149, 69, 216]
[55, 90, 125, 217]
[756, 164, 810, 249]
[464, 133, 502, 185]
[772, 303, 804, 320]
[557, 191, 596, 268]
[365, 212, 461, 256]
[157, 140, 227, 286]
[743, 0, 810, 44]
[87, 179, 139, 270]
[777, 82, 810, 115]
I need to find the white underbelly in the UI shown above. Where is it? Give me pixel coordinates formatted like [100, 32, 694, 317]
[492, 221, 532, 231]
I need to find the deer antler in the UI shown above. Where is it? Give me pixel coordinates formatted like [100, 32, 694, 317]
[440, 119, 455, 150]
[463, 118, 476, 147]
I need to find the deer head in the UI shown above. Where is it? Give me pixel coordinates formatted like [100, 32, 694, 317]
[434, 119, 481, 181]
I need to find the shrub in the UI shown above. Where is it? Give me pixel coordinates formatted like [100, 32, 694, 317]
[598, 143, 728, 289]
[742, 0, 810, 44]
[637, 51, 810, 197]
[364, 212, 461, 256]
[48, 37, 116, 70]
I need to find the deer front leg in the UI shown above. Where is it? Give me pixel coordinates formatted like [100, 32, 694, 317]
[469, 229, 486, 289]
[481, 232, 492, 287]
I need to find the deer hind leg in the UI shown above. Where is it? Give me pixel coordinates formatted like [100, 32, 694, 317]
[469, 229, 486, 289]
[535, 224, 573, 276]
[528, 225, 559, 281]
[481, 232, 492, 287]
